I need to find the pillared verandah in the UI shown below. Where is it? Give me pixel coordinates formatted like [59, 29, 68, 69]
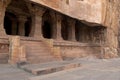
[0, 0, 119, 64]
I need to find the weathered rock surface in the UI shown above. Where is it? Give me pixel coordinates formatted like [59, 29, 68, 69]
[102, 0, 120, 57]
[30, 0, 102, 24]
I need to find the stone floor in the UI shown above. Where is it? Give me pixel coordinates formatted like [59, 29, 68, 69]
[0, 64, 34, 80]
[1, 57, 120, 80]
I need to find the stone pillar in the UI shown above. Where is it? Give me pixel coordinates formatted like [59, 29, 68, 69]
[55, 14, 63, 40]
[9, 36, 20, 64]
[68, 18, 76, 41]
[18, 16, 27, 36]
[0, 0, 11, 36]
[49, 11, 56, 39]
[81, 27, 87, 42]
[78, 27, 82, 42]
[11, 18, 17, 35]
[9, 36, 27, 64]
[30, 6, 45, 38]
[52, 14, 63, 40]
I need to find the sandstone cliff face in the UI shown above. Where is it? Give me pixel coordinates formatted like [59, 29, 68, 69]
[101, 0, 120, 58]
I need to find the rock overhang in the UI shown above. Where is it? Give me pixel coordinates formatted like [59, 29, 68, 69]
[29, 0, 103, 26]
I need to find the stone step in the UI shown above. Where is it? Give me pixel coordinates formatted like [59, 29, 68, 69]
[22, 42, 45, 45]
[0, 53, 9, 59]
[26, 47, 48, 49]
[20, 60, 81, 75]
[23, 45, 47, 48]
[27, 51, 51, 54]
[27, 56, 58, 63]
[25, 44, 47, 47]
[0, 53, 9, 64]
[21, 41, 42, 43]
[27, 55, 55, 58]
[27, 51, 50, 54]
[0, 59, 8, 64]
[27, 53, 52, 56]
[26, 47, 50, 51]
[26, 48, 50, 51]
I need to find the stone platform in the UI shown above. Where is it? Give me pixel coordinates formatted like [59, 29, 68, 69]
[20, 60, 81, 75]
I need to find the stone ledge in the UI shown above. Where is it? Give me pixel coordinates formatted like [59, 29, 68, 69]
[20, 60, 81, 75]
[54, 40, 102, 47]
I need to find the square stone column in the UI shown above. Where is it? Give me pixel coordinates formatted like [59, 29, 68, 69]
[55, 14, 63, 40]
[0, 0, 11, 36]
[30, 6, 45, 38]
[18, 16, 27, 36]
[68, 18, 76, 41]
[11, 18, 17, 35]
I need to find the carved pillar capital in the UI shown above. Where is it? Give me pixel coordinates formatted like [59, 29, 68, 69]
[56, 13, 62, 22]
[67, 18, 75, 25]
[49, 11, 56, 22]
[31, 5, 46, 16]
[36, 7, 45, 16]
[18, 16, 27, 23]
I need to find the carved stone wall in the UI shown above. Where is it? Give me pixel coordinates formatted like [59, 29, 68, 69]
[54, 41, 103, 60]
[0, 43, 9, 53]
[0, 38, 9, 63]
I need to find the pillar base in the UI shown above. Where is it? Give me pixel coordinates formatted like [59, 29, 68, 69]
[68, 39, 76, 42]
[55, 38, 63, 41]
[71, 39, 77, 42]
[34, 36, 44, 40]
